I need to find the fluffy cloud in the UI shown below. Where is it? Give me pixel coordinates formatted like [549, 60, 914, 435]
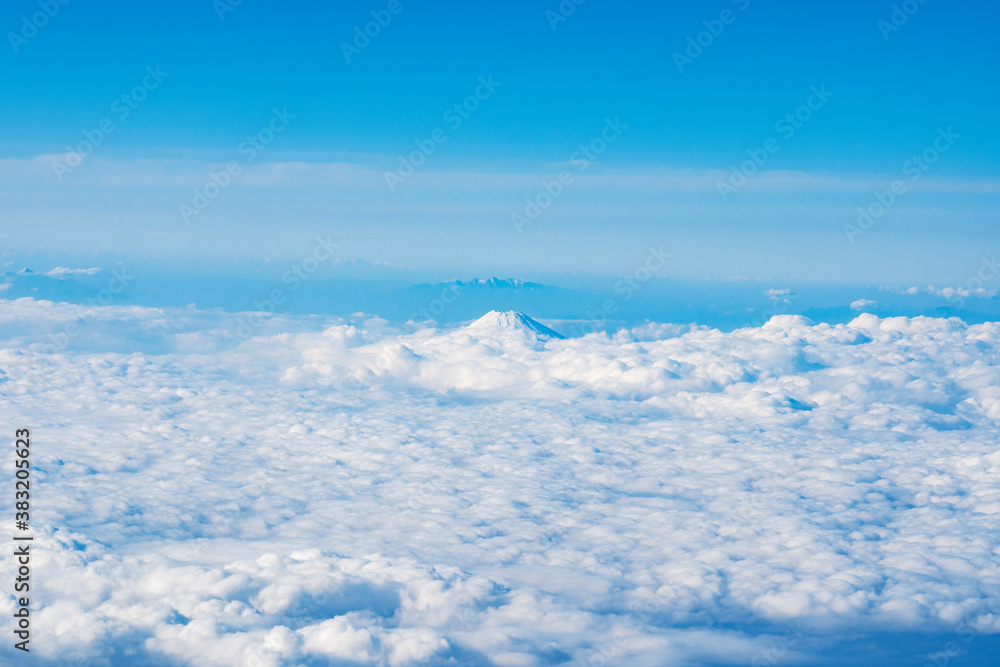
[850, 298, 877, 310]
[43, 267, 102, 278]
[927, 285, 999, 301]
[2, 301, 1000, 665]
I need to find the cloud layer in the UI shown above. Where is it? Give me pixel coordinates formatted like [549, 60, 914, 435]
[2, 300, 1000, 665]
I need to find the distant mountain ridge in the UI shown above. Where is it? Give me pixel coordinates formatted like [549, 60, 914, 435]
[419, 277, 536, 290]
[400, 277, 591, 323]
[4, 264, 999, 331]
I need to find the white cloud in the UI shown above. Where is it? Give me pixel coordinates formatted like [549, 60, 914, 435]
[883, 285, 997, 300]
[927, 285, 999, 301]
[850, 298, 877, 310]
[3, 155, 999, 195]
[43, 266, 102, 277]
[2, 299, 1000, 664]
[764, 288, 793, 304]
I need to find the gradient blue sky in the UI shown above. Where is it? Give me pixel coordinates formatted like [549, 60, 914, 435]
[2, 0, 998, 282]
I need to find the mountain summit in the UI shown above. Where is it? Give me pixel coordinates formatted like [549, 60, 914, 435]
[468, 277, 528, 289]
[468, 311, 565, 339]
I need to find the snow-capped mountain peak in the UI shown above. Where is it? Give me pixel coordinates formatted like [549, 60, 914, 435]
[472, 277, 526, 288]
[467, 310, 565, 339]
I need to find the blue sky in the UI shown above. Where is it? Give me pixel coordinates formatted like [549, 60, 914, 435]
[2, 0, 998, 282]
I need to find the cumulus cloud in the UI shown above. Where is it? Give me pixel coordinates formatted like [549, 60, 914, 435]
[927, 285, 999, 301]
[2, 300, 1000, 665]
[764, 288, 793, 304]
[883, 284, 998, 301]
[850, 298, 877, 310]
[43, 267, 102, 277]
